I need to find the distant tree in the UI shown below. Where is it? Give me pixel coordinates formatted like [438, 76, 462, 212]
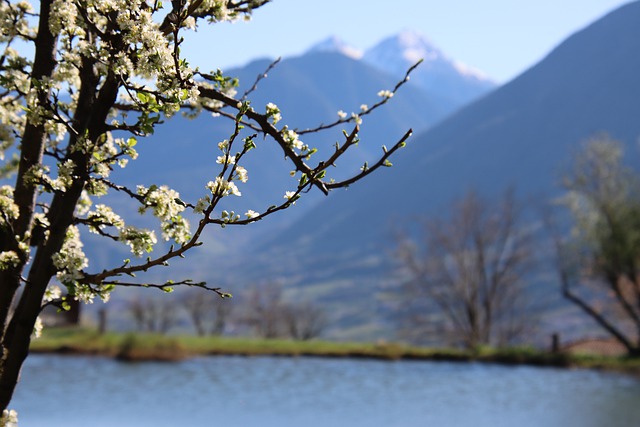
[128, 298, 148, 332]
[552, 136, 640, 356]
[283, 301, 328, 341]
[0, 0, 418, 414]
[395, 189, 535, 348]
[241, 283, 328, 340]
[182, 291, 233, 336]
[241, 282, 286, 338]
[128, 296, 178, 334]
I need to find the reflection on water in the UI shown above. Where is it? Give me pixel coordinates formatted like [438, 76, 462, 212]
[13, 354, 640, 427]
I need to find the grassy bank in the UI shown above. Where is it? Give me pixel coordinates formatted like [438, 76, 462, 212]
[29, 327, 640, 375]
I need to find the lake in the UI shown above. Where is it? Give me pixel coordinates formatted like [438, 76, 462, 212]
[12, 354, 640, 426]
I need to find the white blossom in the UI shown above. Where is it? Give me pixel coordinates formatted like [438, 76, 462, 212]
[33, 317, 43, 339]
[43, 285, 62, 303]
[119, 226, 157, 257]
[73, 284, 96, 304]
[0, 186, 19, 227]
[71, 284, 112, 304]
[207, 177, 241, 197]
[0, 251, 20, 271]
[266, 103, 281, 125]
[1, 409, 18, 427]
[235, 166, 248, 183]
[138, 186, 185, 222]
[281, 127, 304, 151]
[221, 210, 240, 224]
[194, 196, 211, 214]
[52, 225, 88, 285]
[76, 191, 93, 216]
[216, 155, 235, 165]
[49, 0, 78, 36]
[86, 205, 124, 234]
[136, 186, 191, 244]
[52, 159, 76, 191]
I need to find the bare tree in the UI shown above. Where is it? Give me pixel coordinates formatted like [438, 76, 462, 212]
[395, 189, 534, 348]
[239, 283, 328, 340]
[283, 301, 328, 341]
[128, 298, 148, 332]
[241, 282, 287, 338]
[182, 291, 233, 336]
[128, 297, 178, 335]
[156, 299, 179, 335]
[553, 136, 640, 356]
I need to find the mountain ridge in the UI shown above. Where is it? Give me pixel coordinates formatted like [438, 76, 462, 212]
[304, 30, 496, 108]
[234, 0, 640, 340]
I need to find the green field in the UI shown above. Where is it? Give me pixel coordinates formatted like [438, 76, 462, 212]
[28, 327, 640, 377]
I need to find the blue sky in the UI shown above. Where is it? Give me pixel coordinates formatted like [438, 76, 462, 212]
[182, 0, 632, 83]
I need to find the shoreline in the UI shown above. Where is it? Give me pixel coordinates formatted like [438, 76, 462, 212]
[29, 328, 640, 376]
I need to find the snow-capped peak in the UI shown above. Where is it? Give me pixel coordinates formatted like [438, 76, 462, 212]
[364, 30, 492, 82]
[452, 60, 490, 81]
[307, 36, 363, 60]
[364, 30, 442, 67]
[394, 30, 441, 63]
[363, 30, 495, 106]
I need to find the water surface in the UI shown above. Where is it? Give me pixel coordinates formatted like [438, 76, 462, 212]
[13, 354, 640, 426]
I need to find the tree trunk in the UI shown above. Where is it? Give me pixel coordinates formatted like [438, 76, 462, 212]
[563, 288, 638, 355]
[0, 0, 58, 411]
[0, 43, 120, 411]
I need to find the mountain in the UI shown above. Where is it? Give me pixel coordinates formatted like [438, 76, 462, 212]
[240, 1, 640, 340]
[87, 48, 460, 282]
[306, 31, 496, 110]
[307, 36, 363, 60]
[105, 29, 497, 258]
[81, 31, 509, 333]
[112, 52, 452, 230]
[363, 30, 496, 107]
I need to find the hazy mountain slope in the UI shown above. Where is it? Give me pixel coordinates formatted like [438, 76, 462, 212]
[242, 1, 640, 339]
[114, 52, 450, 208]
[85, 51, 457, 283]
